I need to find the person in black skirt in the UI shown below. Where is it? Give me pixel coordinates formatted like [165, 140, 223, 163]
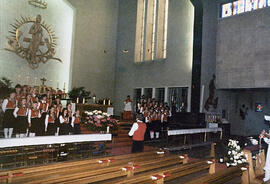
[72, 110, 81, 134]
[45, 106, 57, 136]
[2, 91, 17, 138]
[38, 94, 48, 136]
[28, 102, 41, 137]
[59, 108, 71, 135]
[13, 97, 29, 138]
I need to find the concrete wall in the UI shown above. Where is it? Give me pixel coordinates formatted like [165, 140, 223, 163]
[201, 0, 270, 136]
[68, 0, 118, 100]
[114, 0, 194, 115]
[0, 0, 75, 90]
[216, 7, 270, 89]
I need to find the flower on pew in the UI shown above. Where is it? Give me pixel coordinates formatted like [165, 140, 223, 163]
[151, 173, 171, 180]
[225, 139, 247, 167]
[122, 165, 140, 171]
[83, 110, 118, 132]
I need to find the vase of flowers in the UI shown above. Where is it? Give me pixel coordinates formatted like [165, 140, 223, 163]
[84, 110, 119, 133]
[225, 139, 247, 167]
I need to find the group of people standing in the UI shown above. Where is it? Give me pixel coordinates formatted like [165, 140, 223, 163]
[125, 95, 171, 140]
[1, 84, 81, 138]
[137, 97, 171, 140]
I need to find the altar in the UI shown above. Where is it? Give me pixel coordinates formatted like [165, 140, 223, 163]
[76, 104, 114, 115]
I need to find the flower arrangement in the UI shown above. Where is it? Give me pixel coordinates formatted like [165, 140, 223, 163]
[226, 139, 247, 167]
[84, 110, 118, 132]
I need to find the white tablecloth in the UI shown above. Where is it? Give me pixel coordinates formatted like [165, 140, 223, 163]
[168, 128, 222, 136]
[0, 134, 112, 148]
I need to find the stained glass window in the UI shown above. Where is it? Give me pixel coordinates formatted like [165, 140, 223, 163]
[233, 1, 239, 15]
[222, 3, 233, 18]
[258, 0, 267, 8]
[238, 0, 245, 13]
[245, 0, 258, 11]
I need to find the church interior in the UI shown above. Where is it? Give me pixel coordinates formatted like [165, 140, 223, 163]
[1, 0, 270, 183]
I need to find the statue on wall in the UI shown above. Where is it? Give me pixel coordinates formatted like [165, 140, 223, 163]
[204, 74, 219, 111]
[4, 15, 62, 69]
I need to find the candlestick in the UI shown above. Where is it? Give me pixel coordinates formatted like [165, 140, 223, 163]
[34, 77, 37, 86]
[108, 99, 111, 106]
[107, 126, 109, 134]
[76, 97, 79, 104]
[93, 96, 96, 103]
[103, 99, 106, 105]
[82, 98, 85, 104]
[26, 76, 30, 85]
[17, 75, 21, 84]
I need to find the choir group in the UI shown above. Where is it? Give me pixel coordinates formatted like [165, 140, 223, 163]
[1, 84, 81, 138]
[136, 97, 171, 139]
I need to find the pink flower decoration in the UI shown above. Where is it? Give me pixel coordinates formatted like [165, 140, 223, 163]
[102, 119, 106, 122]
[94, 118, 98, 121]
[107, 118, 110, 121]
[86, 117, 89, 120]
[89, 121, 94, 124]
[97, 120, 101, 123]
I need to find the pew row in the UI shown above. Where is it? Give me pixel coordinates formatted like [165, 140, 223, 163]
[0, 150, 170, 183]
[25, 154, 187, 184]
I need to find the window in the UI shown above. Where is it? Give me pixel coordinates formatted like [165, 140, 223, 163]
[135, 0, 169, 63]
[221, 0, 270, 18]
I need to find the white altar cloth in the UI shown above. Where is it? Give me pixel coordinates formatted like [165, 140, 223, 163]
[0, 134, 112, 148]
[168, 128, 222, 136]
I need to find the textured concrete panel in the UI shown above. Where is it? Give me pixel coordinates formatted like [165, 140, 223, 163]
[217, 8, 270, 89]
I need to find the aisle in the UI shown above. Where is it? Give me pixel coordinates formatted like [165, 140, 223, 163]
[109, 121, 155, 155]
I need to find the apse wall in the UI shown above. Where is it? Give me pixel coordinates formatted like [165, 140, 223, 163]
[68, 0, 118, 100]
[114, 0, 194, 115]
[216, 7, 270, 89]
[0, 0, 75, 90]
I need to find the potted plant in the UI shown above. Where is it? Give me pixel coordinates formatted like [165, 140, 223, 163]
[68, 87, 91, 103]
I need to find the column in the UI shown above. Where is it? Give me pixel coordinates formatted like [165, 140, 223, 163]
[152, 88, 156, 99]
[164, 87, 168, 103]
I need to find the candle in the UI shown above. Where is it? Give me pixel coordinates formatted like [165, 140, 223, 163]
[107, 126, 109, 134]
[82, 98, 85, 104]
[17, 75, 21, 84]
[93, 96, 96, 103]
[57, 81, 59, 89]
[26, 76, 30, 85]
[108, 99, 111, 106]
[103, 99, 106, 105]
[34, 77, 37, 86]
[63, 82, 66, 89]
[76, 97, 79, 104]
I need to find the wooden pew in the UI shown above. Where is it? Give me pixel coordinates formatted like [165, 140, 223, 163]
[26, 154, 187, 184]
[10, 151, 172, 183]
[183, 163, 248, 184]
[0, 150, 165, 183]
[103, 159, 213, 184]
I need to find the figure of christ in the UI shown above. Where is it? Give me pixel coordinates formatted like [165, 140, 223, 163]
[28, 15, 43, 63]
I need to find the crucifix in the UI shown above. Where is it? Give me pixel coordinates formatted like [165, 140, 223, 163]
[40, 77, 47, 86]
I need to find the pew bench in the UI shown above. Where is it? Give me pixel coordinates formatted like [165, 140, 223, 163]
[183, 163, 248, 184]
[31, 154, 187, 184]
[104, 158, 213, 184]
[0, 150, 165, 183]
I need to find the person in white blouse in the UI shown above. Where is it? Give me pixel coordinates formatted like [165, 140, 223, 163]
[13, 98, 29, 138]
[59, 108, 72, 135]
[2, 91, 17, 138]
[123, 95, 132, 120]
[28, 102, 41, 137]
[261, 130, 270, 182]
